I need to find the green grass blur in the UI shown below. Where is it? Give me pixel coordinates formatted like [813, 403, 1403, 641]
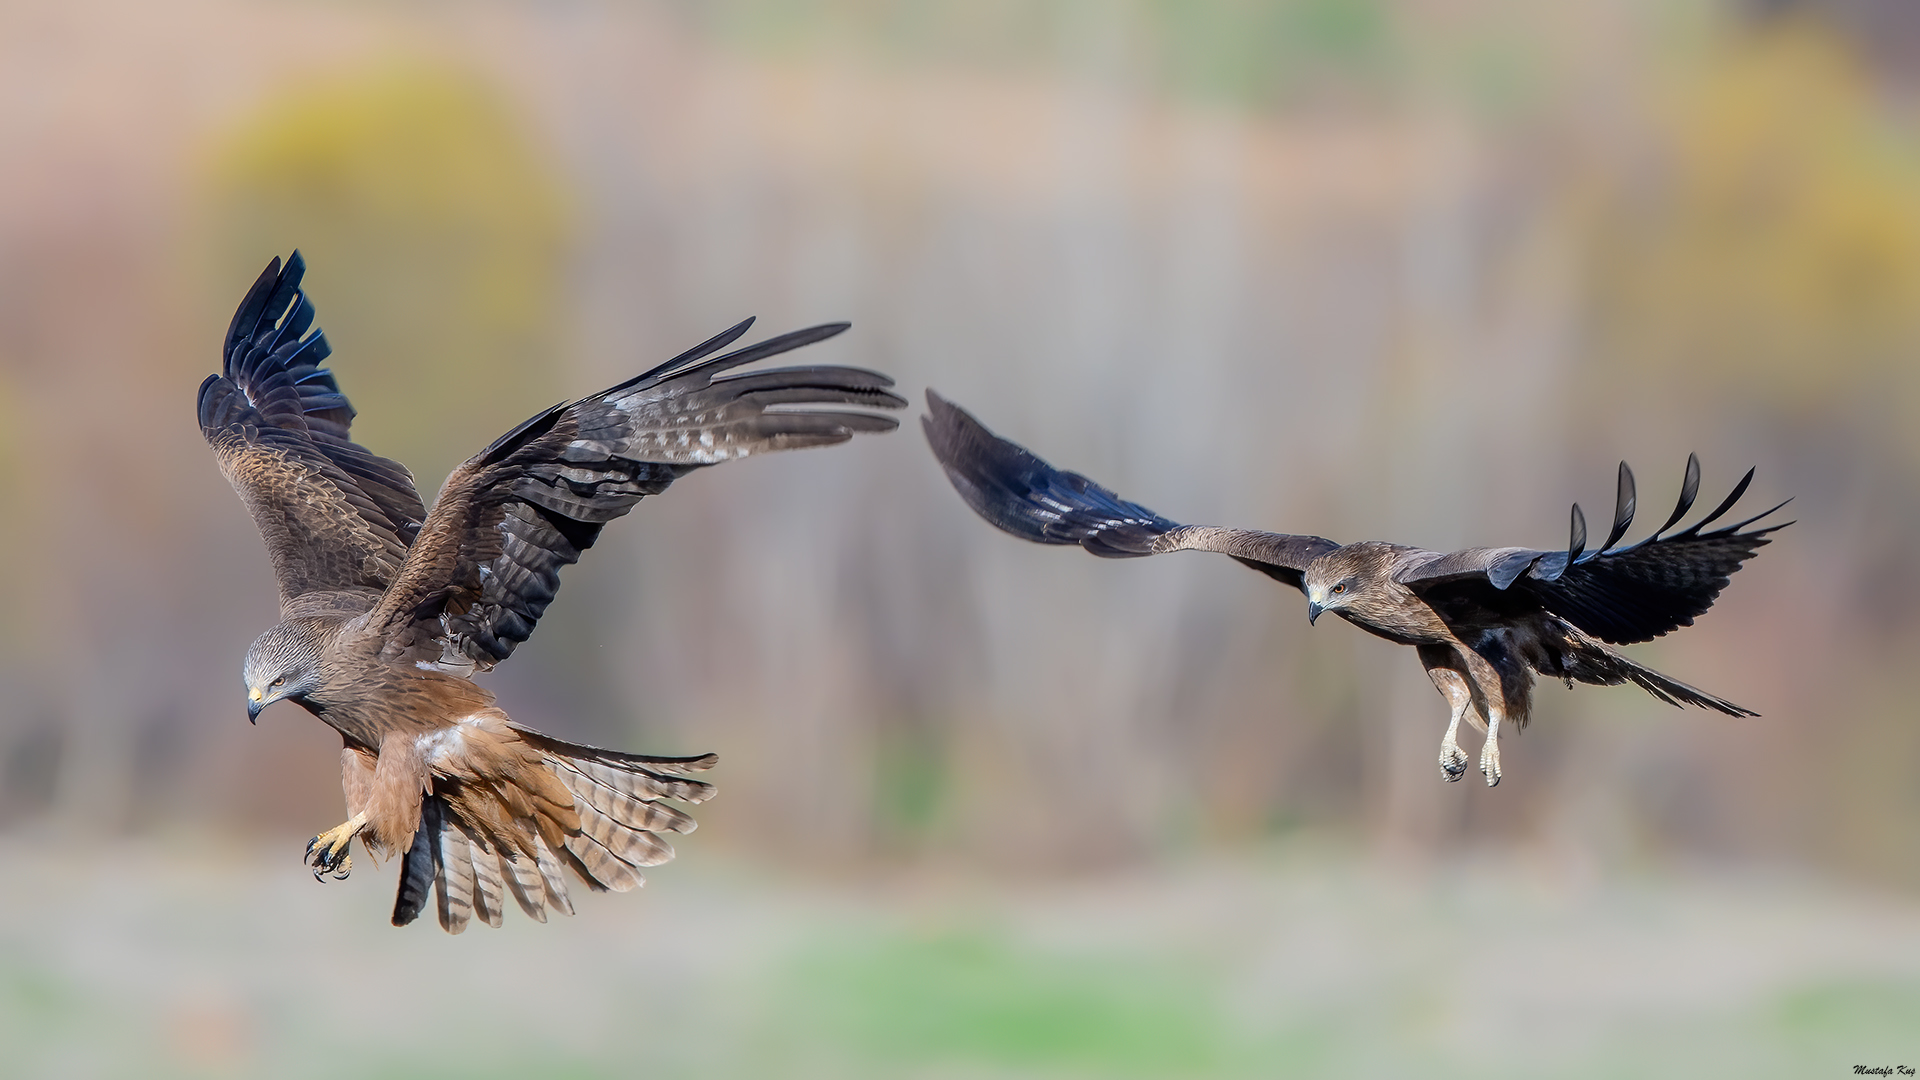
[3, 841, 1917, 1078]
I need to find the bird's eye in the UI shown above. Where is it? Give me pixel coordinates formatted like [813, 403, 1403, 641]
[271, 677, 285, 687]
[1332, 583, 1346, 595]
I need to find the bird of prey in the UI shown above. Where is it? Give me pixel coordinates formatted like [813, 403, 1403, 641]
[201, 253, 904, 932]
[923, 391, 1787, 787]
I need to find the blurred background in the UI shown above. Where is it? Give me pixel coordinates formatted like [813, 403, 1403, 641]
[3, 0, 1919, 1075]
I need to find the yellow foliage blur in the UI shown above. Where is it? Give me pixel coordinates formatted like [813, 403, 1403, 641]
[1604, 21, 1920, 412]
[202, 59, 573, 483]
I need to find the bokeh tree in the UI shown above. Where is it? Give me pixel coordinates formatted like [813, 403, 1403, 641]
[202, 60, 572, 486]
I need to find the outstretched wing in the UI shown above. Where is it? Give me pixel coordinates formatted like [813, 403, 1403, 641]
[921, 391, 1337, 590]
[1395, 455, 1790, 643]
[198, 253, 427, 616]
[364, 319, 905, 669]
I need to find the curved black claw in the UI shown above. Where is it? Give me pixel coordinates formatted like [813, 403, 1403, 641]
[305, 834, 353, 881]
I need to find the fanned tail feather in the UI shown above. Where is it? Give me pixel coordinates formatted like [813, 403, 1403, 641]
[499, 847, 548, 924]
[397, 726, 715, 933]
[434, 812, 478, 934]
[524, 726, 713, 894]
[533, 835, 576, 917]
[469, 835, 508, 929]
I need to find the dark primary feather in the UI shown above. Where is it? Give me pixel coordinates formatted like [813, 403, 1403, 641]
[921, 391, 1337, 587]
[1599, 461, 1636, 552]
[218, 253, 426, 536]
[1396, 456, 1790, 644]
[922, 389, 1177, 555]
[368, 321, 905, 668]
[198, 253, 427, 609]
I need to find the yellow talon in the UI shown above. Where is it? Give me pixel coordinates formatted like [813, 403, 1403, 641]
[305, 813, 366, 881]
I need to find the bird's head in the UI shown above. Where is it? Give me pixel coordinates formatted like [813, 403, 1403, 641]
[242, 621, 326, 723]
[1303, 555, 1366, 626]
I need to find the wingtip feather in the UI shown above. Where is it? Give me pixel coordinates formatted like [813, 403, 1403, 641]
[1680, 466, 1756, 536]
[1654, 453, 1704, 537]
[1601, 461, 1636, 552]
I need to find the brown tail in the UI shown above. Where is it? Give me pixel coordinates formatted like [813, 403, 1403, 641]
[391, 726, 716, 933]
[1556, 626, 1758, 717]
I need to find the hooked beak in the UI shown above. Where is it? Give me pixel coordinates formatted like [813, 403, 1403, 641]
[247, 687, 264, 724]
[1306, 601, 1324, 626]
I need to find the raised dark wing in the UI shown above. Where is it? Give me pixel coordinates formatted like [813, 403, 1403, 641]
[921, 391, 1337, 590]
[365, 319, 904, 669]
[1395, 455, 1790, 643]
[198, 253, 426, 616]
[922, 390, 1177, 555]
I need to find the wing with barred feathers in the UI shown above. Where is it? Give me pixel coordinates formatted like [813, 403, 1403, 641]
[363, 318, 905, 670]
[198, 253, 426, 616]
[1394, 455, 1791, 644]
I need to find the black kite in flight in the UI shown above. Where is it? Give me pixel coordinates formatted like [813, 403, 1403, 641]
[201, 253, 903, 931]
[923, 391, 1787, 787]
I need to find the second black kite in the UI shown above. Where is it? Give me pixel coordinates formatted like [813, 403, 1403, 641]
[923, 391, 1788, 787]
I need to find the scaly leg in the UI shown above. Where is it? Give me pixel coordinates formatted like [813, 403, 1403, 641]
[1440, 705, 1469, 782]
[305, 812, 367, 881]
[1446, 644, 1512, 788]
[1419, 646, 1474, 783]
[1479, 708, 1502, 787]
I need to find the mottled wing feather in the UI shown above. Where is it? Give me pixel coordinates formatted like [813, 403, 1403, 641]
[219, 256, 425, 538]
[366, 320, 904, 668]
[198, 254, 425, 614]
[922, 391, 1336, 589]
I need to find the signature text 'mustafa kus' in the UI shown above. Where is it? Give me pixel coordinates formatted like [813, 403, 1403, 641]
[1853, 1067, 1914, 1076]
